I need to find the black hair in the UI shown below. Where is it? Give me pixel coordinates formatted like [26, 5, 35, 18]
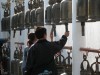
[28, 33, 36, 41]
[14, 6, 18, 14]
[35, 27, 47, 39]
[56, 0, 62, 3]
[28, 40, 33, 47]
[49, 0, 55, 5]
[0, 43, 3, 47]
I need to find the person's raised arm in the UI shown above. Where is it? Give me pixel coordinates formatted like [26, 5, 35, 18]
[51, 31, 69, 54]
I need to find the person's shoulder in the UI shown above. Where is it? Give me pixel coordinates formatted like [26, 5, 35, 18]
[29, 44, 37, 50]
[24, 46, 29, 50]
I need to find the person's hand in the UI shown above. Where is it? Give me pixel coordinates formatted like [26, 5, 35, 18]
[64, 31, 69, 37]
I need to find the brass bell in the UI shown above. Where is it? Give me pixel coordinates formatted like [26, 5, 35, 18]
[33, 0, 39, 8]
[60, 0, 72, 23]
[25, 1, 32, 28]
[17, 3, 23, 13]
[17, 4, 22, 29]
[45, 0, 55, 24]
[12, 6, 19, 37]
[31, 0, 38, 28]
[77, 0, 88, 36]
[18, 5, 24, 30]
[52, 0, 62, 24]
[11, 6, 18, 30]
[88, 0, 96, 21]
[80, 54, 92, 75]
[1, 7, 10, 31]
[28, 0, 34, 10]
[4, 8, 10, 17]
[35, 0, 44, 26]
[64, 52, 72, 75]
[1, 18, 7, 31]
[91, 57, 100, 75]
[31, 9, 36, 28]
[6, 16, 10, 31]
[25, 11, 31, 28]
[95, 0, 100, 21]
[14, 47, 19, 59]
[77, 0, 88, 22]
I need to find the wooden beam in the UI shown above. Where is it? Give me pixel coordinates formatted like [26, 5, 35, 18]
[80, 48, 100, 53]
[63, 46, 72, 50]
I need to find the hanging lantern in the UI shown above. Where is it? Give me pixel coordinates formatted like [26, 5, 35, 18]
[52, 0, 62, 24]
[45, 0, 55, 24]
[77, 0, 88, 36]
[60, 0, 72, 23]
[88, 0, 96, 21]
[35, 0, 44, 26]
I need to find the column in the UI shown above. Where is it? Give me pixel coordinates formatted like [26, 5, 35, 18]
[72, 0, 86, 75]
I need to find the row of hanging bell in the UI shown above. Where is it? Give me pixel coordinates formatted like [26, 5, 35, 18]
[45, 0, 72, 25]
[45, 0, 100, 36]
[77, 0, 100, 22]
[25, 0, 44, 31]
[11, 3, 24, 37]
[11, 0, 44, 37]
[55, 52, 72, 75]
[45, 0, 71, 36]
[80, 54, 100, 75]
[45, 0, 99, 24]
[25, 0, 36, 29]
[1, 7, 10, 32]
[77, 0, 100, 36]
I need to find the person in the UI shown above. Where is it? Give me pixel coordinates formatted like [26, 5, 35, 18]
[25, 27, 69, 75]
[0, 39, 7, 75]
[22, 33, 37, 75]
[0, 43, 3, 75]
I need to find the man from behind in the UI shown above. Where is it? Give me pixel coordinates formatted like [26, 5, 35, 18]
[25, 27, 69, 75]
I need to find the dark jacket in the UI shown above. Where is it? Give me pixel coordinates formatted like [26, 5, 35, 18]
[25, 35, 67, 75]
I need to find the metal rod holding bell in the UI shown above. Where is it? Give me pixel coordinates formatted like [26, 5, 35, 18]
[81, 22, 85, 36]
[60, 0, 71, 32]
